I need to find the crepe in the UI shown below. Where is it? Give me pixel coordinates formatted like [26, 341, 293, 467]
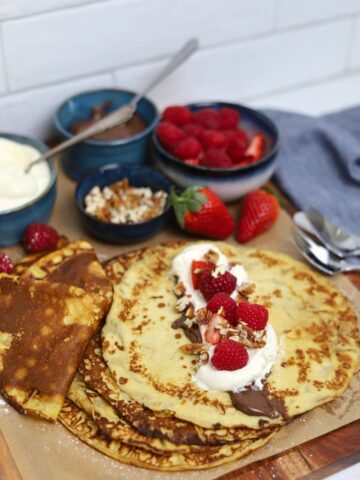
[79, 334, 273, 446]
[0, 274, 105, 421]
[102, 242, 360, 430]
[59, 398, 277, 471]
[21, 239, 113, 315]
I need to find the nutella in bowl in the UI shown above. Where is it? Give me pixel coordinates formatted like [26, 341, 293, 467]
[0, 137, 51, 213]
[70, 100, 147, 141]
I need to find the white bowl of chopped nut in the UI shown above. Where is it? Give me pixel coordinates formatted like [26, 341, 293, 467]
[75, 165, 173, 243]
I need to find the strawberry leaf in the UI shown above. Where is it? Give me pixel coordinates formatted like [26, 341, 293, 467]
[169, 186, 207, 229]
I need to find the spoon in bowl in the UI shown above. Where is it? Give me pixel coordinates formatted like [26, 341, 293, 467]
[25, 38, 199, 173]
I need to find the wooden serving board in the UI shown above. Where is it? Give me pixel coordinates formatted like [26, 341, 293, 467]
[1, 169, 359, 480]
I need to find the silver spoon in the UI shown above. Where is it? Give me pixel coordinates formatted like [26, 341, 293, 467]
[291, 228, 360, 275]
[26, 38, 199, 173]
[305, 207, 360, 256]
[293, 211, 360, 259]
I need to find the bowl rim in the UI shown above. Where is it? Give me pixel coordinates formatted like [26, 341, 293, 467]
[54, 88, 160, 147]
[0, 133, 57, 216]
[152, 101, 279, 175]
[75, 164, 172, 228]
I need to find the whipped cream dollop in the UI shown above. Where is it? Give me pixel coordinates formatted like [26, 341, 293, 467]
[0, 138, 51, 213]
[171, 243, 278, 393]
[171, 243, 248, 312]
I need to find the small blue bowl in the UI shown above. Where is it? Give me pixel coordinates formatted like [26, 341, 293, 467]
[153, 101, 279, 202]
[75, 165, 172, 243]
[55, 89, 159, 181]
[0, 133, 57, 247]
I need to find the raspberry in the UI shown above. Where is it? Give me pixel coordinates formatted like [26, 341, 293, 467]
[162, 106, 192, 126]
[223, 129, 248, 143]
[227, 136, 248, 163]
[237, 302, 268, 331]
[22, 223, 60, 253]
[183, 123, 204, 139]
[193, 108, 221, 130]
[211, 339, 249, 371]
[200, 130, 227, 150]
[0, 252, 14, 274]
[219, 107, 240, 129]
[201, 148, 232, 169]
[207, 293, 237, 326]
[198, 270, 237, 301]
[173, 137, 202, 160]
[156, 122, 186, 149]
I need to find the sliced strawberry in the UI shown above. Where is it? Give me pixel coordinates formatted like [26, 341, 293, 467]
[243, 134, 265, 163]
[191, 260, 215, 289]
[204, 313, 222, 345]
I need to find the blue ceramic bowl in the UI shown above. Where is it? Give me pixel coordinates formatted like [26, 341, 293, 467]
[75, 165, 172, 243]
[55, 89, 159, 181]
[0, 133, 57, 247]
[153, 101, 279, 202]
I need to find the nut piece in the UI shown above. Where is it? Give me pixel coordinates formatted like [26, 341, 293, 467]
[176, 295, 191, 312]
[203, 249, 219, 263]
[174, 281, 186, 297]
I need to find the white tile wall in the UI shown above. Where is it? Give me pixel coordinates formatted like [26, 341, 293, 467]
[0, 27, 7, 94]
[349, 16, 360, 69]
[276, 0, 360, 28]
[0, 72, 113, 138]
[0, 0, 359, 139]
[2, 0, 275, 91]
[115, 21, 352, 107]
[0, 1, 103, 20]
[250, 72, 360, 115]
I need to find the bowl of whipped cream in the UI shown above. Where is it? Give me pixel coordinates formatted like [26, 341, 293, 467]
[0, 133, 57, 246]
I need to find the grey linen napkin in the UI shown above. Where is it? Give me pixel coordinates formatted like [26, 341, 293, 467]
[262, 106, 360, 235]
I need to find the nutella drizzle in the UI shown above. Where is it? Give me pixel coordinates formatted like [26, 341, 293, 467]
[171, 315, 202, 344]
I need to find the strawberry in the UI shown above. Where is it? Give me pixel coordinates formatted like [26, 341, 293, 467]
[156, 122, 186, 149]
[200, 130, 227, 150]
[218, 107, 240, 129]
[162, 105, 192, 126]
[191, 260, 215, 289]
[243, 133, 265, 163]
[204, 313, 222, 345]
[184, 158, 200, 166]
[0, 252, 14, 274]
[193, 108, 221, 130]
[183, 123, 204, 139]
[237, 302, 268, 331]
[173, 137, 202, 160]
[22, 223, 60, 253]
[170, 186, 234, 240]
[236, 190, 280, 243]
[207, 293, 237, 326]
[201, 149, 232, 168]
[198, 270, 237, 301]
[211, 339, 249, 370]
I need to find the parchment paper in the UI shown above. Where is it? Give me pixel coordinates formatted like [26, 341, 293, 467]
[2, 170, 359, 480]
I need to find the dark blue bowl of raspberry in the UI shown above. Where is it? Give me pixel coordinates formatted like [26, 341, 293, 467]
[152, 101, 279, 202]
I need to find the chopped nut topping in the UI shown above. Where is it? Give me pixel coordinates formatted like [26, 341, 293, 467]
[198, 351, 209, 366]
[176, 295, 191, 312]
[84, 178, 168, 224]
[185, 304, 195, 319]
[203, 249, 219, 263]
[184, 316, 196, 328]
[237, 322, 266, 348]
[196, 307, 212, 325]
[174, 281, 186, 297]
[212, 264, 226, 277]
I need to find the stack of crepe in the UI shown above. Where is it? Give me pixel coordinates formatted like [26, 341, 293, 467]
[1, 240, 359, 471]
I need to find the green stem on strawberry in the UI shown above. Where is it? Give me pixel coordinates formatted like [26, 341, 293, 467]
[169, 187, 207, 227]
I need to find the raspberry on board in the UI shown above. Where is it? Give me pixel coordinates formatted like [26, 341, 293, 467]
[0, 252, 14, 274]
[22, 223, 60, 253]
